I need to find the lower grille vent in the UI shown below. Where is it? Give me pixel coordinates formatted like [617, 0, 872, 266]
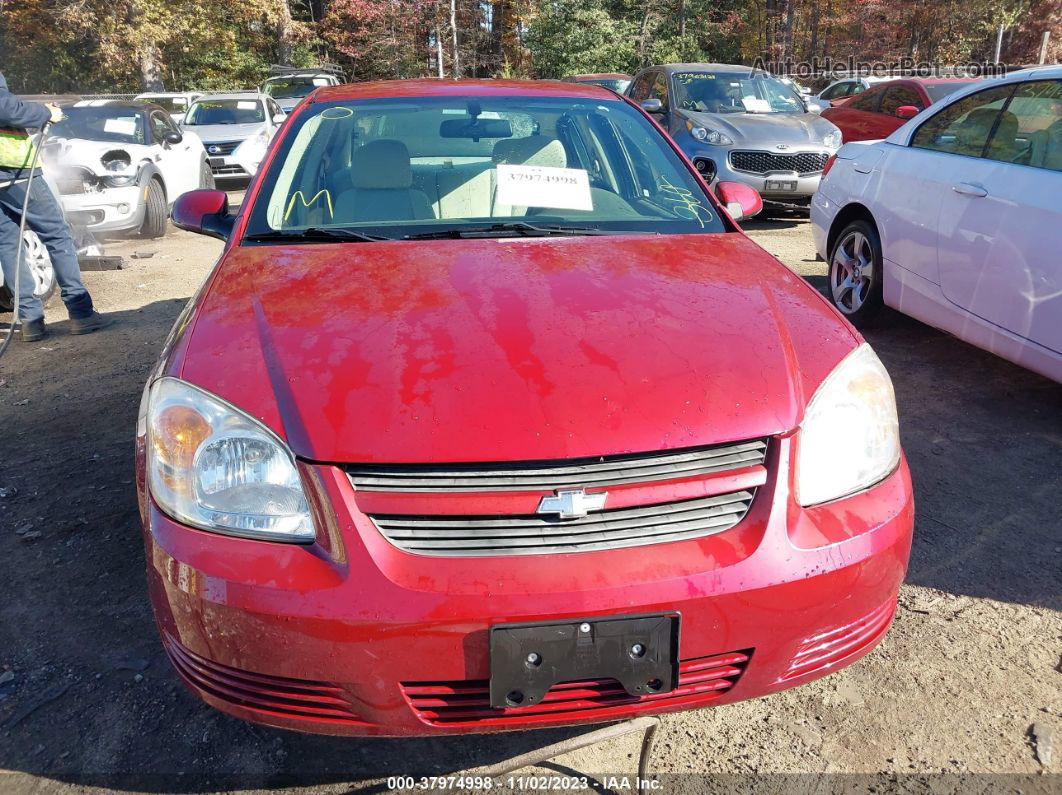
[403, 650, 750, 727]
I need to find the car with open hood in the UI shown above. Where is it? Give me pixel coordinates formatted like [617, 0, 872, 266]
[628, 64, 842, 212]
[41, 100, 212, 238]
[139, 78, 913, 736]
[181, 92, 286, 179]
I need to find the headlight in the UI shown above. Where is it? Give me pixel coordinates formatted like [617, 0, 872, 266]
[144, 377, 315, 542]
[103, 174, 136, 188]
[686, 119, 733, 145]
[823, 130, 842, 148]
[795, 344, 900, 506]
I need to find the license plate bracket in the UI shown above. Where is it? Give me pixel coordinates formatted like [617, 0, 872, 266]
[765, 179, 798, 192]
[489, 613, 679, 709]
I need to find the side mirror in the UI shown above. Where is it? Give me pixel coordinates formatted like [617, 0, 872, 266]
[162, 130, 183, 145]
[171, 189, 233, 241]
[895, 105, 920, 120]
[272, 113, 286, 124]
[641, 98, 665, 114]
[715, 181, 762, 221]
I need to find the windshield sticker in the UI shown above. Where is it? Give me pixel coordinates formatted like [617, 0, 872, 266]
[495, 164, 592, 211]
[284, 189, 334, 222]
[237, 101, 258, 110]
[675, 73, 716, 83]
[658, 177, 713, 228]
[741, 97, 772, 113]
[320, 106, 353, 120]
[103, 118, 137, 135]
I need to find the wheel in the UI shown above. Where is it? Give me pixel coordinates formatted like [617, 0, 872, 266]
[828, 219, 884, 327]
[199, 159, 215, 190]
[139, 178, 167, 238]
[0, 231, 56, 312]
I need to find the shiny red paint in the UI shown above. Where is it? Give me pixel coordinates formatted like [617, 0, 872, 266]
[171, 189, 233, 241]
[137, 79, 915, 736]
[822, 78, 979, 142]
[715, 182, 763, 219]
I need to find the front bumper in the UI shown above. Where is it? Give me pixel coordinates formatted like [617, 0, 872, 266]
[683, 144, 832, 203]
[139, 436, 914, 736]
[203, 143, 264, 178]
[59, 185, 144, 234]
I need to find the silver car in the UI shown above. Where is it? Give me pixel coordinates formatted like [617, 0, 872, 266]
[627, 64, 842, 211]
[181, 93, 286, 179]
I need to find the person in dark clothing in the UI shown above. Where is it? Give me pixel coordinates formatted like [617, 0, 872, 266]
[0, 72, 110, 342]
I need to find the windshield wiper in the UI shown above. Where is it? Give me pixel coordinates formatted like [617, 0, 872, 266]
[404, 222, 655, 240]
[244, 227, 394, 244]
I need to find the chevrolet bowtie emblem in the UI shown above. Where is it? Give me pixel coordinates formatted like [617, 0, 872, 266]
[537, 489, 607, 519]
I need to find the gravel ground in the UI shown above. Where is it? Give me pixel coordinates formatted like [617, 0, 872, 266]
[0, 203, 1059, 794]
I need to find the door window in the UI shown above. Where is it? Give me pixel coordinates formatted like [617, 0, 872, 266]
[629, 73, 653, 102]
[821, 81, 852, 100]
[879, 86, 924, 116]
[846, 88, 881, 112]
[910, 84, 1016, 158]
[648, 73, 670, 109]
[149, 111, 176, 143]
[992, 79, 1062, 171]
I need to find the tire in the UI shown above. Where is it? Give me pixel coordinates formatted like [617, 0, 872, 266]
[139, 178, 167, 238]
[827, 218, 884, 327]
[199, 159, 215, 190]
[0, 231, 56, 312]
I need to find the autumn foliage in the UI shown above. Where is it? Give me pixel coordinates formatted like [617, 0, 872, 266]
[0, 0, 1057, 93]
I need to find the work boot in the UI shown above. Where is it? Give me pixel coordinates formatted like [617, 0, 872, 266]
[69, 311, 113, 335]
[20, 318, 46, 343]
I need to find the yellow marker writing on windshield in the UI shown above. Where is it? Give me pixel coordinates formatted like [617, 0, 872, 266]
[284, 189, 334, 222]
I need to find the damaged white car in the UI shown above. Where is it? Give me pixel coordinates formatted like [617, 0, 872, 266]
[42, 101, 213, 238]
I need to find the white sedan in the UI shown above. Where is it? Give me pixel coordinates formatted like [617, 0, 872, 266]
[811, 65, 1062, 383]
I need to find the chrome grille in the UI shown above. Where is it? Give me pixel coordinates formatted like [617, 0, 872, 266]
[730, 150, 829, 175]
[347, 439, 767, 493]
[204, 140, 241, 156]
[372, 490, 754, 556]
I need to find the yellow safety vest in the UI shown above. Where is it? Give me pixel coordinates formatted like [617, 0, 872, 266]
[0, 127, 35, 170]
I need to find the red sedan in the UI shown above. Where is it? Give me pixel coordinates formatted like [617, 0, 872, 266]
[822, 77, 980, 142]
[137, 79, 913, 736]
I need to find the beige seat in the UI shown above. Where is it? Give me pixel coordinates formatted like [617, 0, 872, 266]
[334, 139, 435, 223]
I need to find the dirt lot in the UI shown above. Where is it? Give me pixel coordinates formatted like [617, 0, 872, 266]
[0, 201, 1059, 794]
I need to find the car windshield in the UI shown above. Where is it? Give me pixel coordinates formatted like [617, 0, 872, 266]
[265, 78, 328, 100]
[247, 96, 728, 239]
[184, 99, 264, 125]
[141, 96, 188, 113]
[673, 71, 806, 114]
[50, 107, 145, 144]
[925, 82, 975, 103]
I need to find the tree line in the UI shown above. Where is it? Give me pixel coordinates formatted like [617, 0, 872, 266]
[0, 0, 1057, 94]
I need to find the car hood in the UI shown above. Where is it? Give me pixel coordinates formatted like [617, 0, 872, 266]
[177, 234, 857, 463]
[182, 122, 265, 143]
[679, 109, 838, 147]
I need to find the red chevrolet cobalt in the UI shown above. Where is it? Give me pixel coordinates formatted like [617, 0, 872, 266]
[137, 79, 913, 736]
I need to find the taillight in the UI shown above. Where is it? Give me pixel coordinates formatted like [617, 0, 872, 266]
[822, 154, 838, 177]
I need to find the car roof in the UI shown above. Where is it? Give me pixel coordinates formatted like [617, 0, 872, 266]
[310, 78, 618, 103]
[653, 63, 768, 74]
[194, 92, 267, 102]
[68, 100, 151, 112]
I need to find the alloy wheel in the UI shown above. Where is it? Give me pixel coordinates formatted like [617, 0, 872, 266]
[830, 229, 874, 314]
